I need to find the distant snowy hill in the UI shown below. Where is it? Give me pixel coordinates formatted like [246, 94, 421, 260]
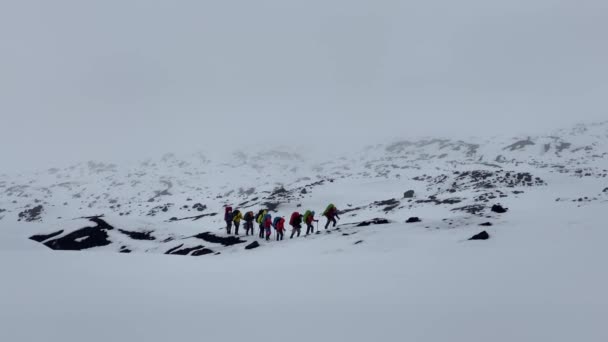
[0, 121, 606, 256]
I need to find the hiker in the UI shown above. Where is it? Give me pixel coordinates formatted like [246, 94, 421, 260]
[224, 206, 233, 234]
[244, 211, 255, 236]
[289, 211, 303, 239]
[263, 212, 273, 241]
[303, 210, 318, 235]
[256, 209, 267, 238]
[273, 216, 286, 241]
[323, 203, 340, 229]
[232, 209, 243, 235]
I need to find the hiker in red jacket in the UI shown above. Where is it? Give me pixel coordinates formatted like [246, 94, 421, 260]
[274, 217, 286, 241]
[289, 212, 303, 239]
[263, 213, 273, 241]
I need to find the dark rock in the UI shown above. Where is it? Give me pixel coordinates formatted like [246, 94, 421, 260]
[263, 202, 281, 212]
[354, 240, 364, 245]
[43, 218, 114, 251]
[469, 231, 490, 240]
[503, 138, 535, 151]
[373, 198, 400, 212]
[479, 222, 493, 227]
[29, 230, 64, 243]
[245, 241, 260, 250]
[603, 188, 608, 193]
[403, 190, 415, 199]
[18, 205, 44, 222]
[118, 229, 155, 241]
[168, 245, 210, 256]
[452, 204, 486, 215]
[406, 217, 421, 223]
[165, 244, 184, 254]
[301, 188, 308, 194]
[192, 248, 214, 256]
[168, 212, 217, 222]
[192, 203, 206, 212]
[356, 218, 390, 227]
[491, 204, 508, 213]
[119, 246, 132, 254]
[193, 232, 246, 246]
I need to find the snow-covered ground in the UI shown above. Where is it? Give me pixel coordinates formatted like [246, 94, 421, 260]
[0, 121, 607, 341]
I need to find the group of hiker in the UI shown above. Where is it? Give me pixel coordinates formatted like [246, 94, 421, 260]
[223, 204, 341, 241]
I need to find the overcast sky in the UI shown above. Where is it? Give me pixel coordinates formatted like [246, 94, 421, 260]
[1, 0, 607, 170]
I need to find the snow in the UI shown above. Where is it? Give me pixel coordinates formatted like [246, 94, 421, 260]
[0, 121, 607, 341]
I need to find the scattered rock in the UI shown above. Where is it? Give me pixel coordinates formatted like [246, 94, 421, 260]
[190, 248, 214, 256]
[373, 198, 400, 212]
[603, 188, 608, 193]
[118, 229, 155, 241]
[403, 190, 415, 199]
[192, 203, 206, 212]
[193, 232, 246, 246]
[479, 222, 493, 227]
[119, 246, 132, 253]
[18, 205, 44, 222]
[301, 188, 308, 194]
[356, 218, 390, 227]
[468, 231, 490, 240]
[491, 204, 508, 213]
[452, 204, 486, 215]
[354, 240, 364, 245]
[245, 241, 260, 250]
[406, 217, 421, 223]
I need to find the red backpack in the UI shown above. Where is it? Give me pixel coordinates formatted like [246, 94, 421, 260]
[290, 212, 300, 225]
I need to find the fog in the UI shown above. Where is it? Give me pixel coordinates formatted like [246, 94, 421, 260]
[1, 0, 607, 170]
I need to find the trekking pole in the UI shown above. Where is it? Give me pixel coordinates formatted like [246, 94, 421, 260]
[316, 221, 318, 232]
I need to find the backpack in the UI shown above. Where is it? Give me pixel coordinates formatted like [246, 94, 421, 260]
[245, 211, 254, 221]
[232, 210, 241, 222]
[323, 204, 335, 216]
[225, 206, 233, 213]
[256, 210, 266, 224]
[290, 212, 300, 225]
[273, 217, 282, 228]
[303, 210, 312, 223]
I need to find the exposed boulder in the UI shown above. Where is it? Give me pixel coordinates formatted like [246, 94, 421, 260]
[245, 241, 260, 250]
[603, 188, 608, 193]
[354, 240, 364, 245]
[403, 190, 415, 199]
[43, 218, 114, 251]
[469, 231, 490, 240]
[479, 222, 493, 227]
[406, 217, 421, 223]
[491, 204, 508, 213]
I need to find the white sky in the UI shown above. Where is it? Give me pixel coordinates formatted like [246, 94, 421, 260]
[1, 0, 607, 170]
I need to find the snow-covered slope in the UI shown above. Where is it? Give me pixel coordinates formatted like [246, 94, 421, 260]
[0, 121, 607, 256]
[1, 121, 607, 342]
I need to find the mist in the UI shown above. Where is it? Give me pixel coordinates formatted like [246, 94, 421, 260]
[1, 0, 607, 170]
